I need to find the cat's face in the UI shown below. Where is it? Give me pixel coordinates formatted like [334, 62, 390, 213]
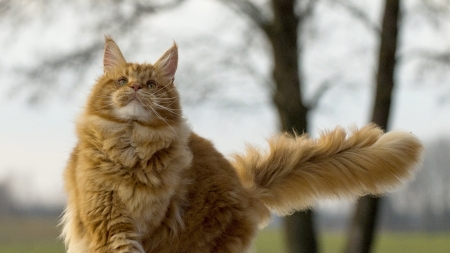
[86, 36, 182, 127]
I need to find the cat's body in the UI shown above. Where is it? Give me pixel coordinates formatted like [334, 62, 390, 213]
[63, 120, 264, 252]
[61, 36, 423, 253]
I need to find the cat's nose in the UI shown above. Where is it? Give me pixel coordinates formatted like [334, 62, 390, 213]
[131, 83, 142, 91]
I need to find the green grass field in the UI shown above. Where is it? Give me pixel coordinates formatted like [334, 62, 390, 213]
[1, 216, 449, 253]
[0, 216, 64, 253]
[254, 228, 450, 253]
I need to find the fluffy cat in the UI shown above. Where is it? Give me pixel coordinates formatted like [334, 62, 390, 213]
[61, 36, 423, 253]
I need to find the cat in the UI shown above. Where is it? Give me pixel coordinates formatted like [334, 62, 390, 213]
[61, 36, 424, 253]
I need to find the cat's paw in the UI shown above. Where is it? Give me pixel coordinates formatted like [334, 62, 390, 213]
[109, 239, 145, 253]
[125, 242, 145, 253]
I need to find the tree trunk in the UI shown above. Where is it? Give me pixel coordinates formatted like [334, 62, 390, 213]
[284, 209, 317, 253]
[265, 0, 317, 252]
[345, 1, 400, 253]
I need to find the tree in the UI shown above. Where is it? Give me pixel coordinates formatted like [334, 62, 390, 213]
[218, 1, 319, 252]
[345, 0, 400, 252]
[0, 180, 14, 216]
[3, 0, 450, 252]
[386, 138, 450, 231]
[0, 0, 187, 104]
[2, 1, 319, 251]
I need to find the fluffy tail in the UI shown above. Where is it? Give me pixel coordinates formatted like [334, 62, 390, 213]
[231, 124, 424, 215]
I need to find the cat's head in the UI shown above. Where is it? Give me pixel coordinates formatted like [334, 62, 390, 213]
[86, 36, 182, 127]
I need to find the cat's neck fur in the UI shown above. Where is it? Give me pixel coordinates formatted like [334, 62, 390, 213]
[76, 113, 192, 184]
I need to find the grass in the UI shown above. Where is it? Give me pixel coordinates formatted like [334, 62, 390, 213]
[372, 232, 450, 253]
[254, 228, 288, 253]
[1, 216, 449, 253]
[0, 216, 65, 253]
[255, 228, 450, 253]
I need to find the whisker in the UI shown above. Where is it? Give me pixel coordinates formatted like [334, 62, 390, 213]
[156, 87, 177, 95]
[159, 99, 179, 108]
[151, 102, 181, 116]
[155, 98, 180, 106]
[154, 86, 178, 97]
[156, 97, 178, 101]
[93, 95, 113, 99]
[90, 102, 116, 112]
[148, 105, 177, 136]
[154, 83, 172, 94]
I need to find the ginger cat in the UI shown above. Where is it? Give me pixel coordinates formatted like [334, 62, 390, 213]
[61, 36, 423, 253]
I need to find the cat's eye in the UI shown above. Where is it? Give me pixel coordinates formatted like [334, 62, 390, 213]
[116, 77, 128, 86]
[146, 80, 157, 88]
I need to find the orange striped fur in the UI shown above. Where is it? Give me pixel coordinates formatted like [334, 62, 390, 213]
[61, 37, 424, 253]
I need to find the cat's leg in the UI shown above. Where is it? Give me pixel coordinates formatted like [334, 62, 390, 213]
[61, 207, 90, 253]
[210, 215, 259, 253]
[80, 190, 144, 253]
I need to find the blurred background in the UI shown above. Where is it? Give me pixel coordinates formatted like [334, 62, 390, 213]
[1, 0, 449, 252]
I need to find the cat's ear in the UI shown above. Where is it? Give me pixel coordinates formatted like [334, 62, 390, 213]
[154, 42, 178, 79]
[103, 35, 127, 73]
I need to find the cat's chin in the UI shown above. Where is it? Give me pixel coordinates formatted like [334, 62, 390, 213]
[114, 100, 152, 122]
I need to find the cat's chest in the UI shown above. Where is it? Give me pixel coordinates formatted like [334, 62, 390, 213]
[117, 183, 172, 234]
[101, 124, 173, 168]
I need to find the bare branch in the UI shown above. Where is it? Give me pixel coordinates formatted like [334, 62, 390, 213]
[3, 0, 186, 104]
[327, 0, 381, 34]
[136, 0, 187, 13]
[400, 48, 450, 67]
[217, 0, 271, 32]
[12, 42, 101, 104]
[305, 77, 335, 110]
[412, 0, 450, 28]
[177, 24, 273, 108]
[0, 0, 12, 14]
[296, 0, 319, 24]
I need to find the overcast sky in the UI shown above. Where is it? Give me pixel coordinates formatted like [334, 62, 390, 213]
[1, 0, 450, 208]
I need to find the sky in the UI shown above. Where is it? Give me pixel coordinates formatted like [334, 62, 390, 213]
[1, 0, 450, 210]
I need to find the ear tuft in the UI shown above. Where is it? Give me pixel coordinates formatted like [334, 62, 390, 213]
[103, 35, 127, 73]
[154, 42, 178, 79]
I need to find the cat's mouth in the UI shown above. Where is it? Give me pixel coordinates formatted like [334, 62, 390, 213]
[125, 92, 144, 106]
[116, 100, 151, 120]
[128, 95, 138, 104]
[113, 92, 152, 121]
